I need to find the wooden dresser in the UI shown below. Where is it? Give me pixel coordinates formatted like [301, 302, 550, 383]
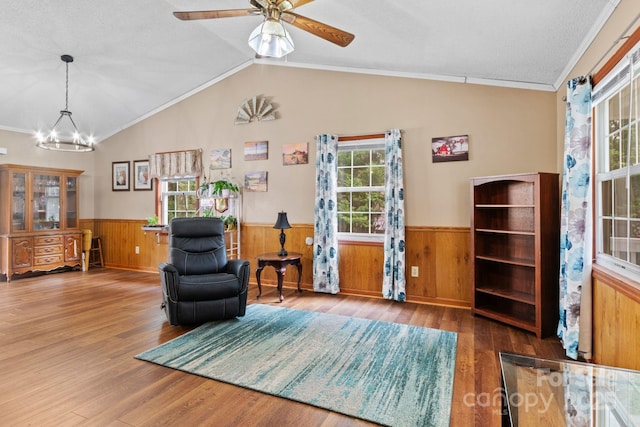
[0, 164, 83, 282]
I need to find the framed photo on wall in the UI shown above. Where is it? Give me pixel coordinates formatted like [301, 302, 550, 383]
[282, 142, 309, 165]
[244, 171, 268, 192]
[244, 141, 268, 161]
[209, 148, 232, 170]
[133, 160, 152, 191]
[112, 161, 130, 191]
[431, 134, 469, 162]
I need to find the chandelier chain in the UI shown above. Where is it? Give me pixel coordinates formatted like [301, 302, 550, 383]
[65, 60, 69, 111]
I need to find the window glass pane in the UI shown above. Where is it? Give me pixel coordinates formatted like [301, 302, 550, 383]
[337, 151, 352, 167]
[609, 93, 620, 132]
[338, 213, 351, 233]
[631, 174, 640, 219]
[614, 219, 628, 238]
[601, 218, 612, 255]
[353, 167, 370, 187]
[372, 149, 385, 165]
[337, 191, 351, 210]
[621, 129, 629, 168]
[613, 177, 628, 219]
[352, 192, 368, 212]
[371, 191, 385, 213]
[352, 150, 369, 167]
[609, 133, 621, 171]
[337, 168, 351, 187]
[614, 177, 627, 217]
[621, 85, 631, 128]
[372, 213, 385, 234]
[371, 165, 385, 186]
[601, 180, 612, 216]
[167, 181, 177, 191]
[352, 213, 370, 233]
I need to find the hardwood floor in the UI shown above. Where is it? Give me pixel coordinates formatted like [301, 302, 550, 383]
[0, 269, 565, 426]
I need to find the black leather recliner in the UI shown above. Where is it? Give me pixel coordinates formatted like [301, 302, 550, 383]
[159, 217, 250, 325]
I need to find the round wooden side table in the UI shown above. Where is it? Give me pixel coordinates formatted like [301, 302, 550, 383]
[256, 252, 302, 302]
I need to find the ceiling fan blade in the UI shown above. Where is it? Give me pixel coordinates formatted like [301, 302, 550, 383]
[173, 9, 261, 21]
[281, 12, 354, 47]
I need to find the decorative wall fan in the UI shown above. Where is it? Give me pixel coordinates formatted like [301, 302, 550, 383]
[174, 0, 355, 58]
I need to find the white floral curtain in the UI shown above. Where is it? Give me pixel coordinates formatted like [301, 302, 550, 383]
[557, 77, 592, 360]
[148, 149, 203, 179]
[313, 134, 340, 294]
[382, 129, 406, 301]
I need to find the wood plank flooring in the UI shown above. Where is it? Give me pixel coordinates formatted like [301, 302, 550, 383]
[0, 269, 566, 426]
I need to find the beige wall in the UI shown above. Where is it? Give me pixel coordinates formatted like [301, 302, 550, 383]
[92, 65, 557, 226]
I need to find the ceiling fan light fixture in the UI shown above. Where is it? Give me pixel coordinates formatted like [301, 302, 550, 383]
[36, 54, 95, 152]
[248, 18, 294, 58]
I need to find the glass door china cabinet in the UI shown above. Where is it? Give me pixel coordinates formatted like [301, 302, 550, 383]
[0, 164, 83, 281]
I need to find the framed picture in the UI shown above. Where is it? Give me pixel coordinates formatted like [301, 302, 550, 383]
[244, 141, 268, 161]
[209, 148, 232, 170]
[244, 171, 268, 192]
[431, 134, 469, 162]
[133, 160, 152, 191]
[112, 161, 130, 191]
[282, 142, 309, 165]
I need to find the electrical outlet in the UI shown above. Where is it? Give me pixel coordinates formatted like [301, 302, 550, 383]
[411, 266, 419, 277]
[135, 246, 140, 254]
[305, 237, 314, 246]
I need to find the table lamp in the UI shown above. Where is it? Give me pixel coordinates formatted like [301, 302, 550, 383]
[274, 211, 291, 256]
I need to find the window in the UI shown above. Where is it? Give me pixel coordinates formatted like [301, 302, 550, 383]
[337, 137, 386, 241]
[594, 44, 640, 278]
[159, 177, 199, 224]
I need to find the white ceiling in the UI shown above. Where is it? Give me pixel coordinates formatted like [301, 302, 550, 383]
[0, 0, 619, 143]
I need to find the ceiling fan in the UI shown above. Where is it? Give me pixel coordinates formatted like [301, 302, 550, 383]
[173, 0, 355, 58]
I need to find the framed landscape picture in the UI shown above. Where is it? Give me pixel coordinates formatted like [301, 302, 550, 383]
[244, 141, 268, 161]
[133, 160, 152, 191]
[209, 148, 232, 170]
[282, 142, 309, 165]
[244, 171, 268, 192]
[112, 161, 130, 191]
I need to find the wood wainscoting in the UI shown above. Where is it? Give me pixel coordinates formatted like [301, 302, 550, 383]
[592, 265, 640, 371]
[80, 220, 472, 307]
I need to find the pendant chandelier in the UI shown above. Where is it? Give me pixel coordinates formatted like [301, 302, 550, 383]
[36, 54, 95, 152]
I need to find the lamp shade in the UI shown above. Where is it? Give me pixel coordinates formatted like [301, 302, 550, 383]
[248, 18, 294, 58]
[274, 211, 291, 229]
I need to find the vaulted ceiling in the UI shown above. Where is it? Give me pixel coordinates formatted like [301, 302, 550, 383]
[0, 0, 618, 143]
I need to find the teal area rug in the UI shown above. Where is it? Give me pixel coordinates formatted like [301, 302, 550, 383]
[136, 304, 457, 426]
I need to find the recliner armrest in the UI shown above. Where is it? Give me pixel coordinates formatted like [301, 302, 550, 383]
[226, 259, 250, 292]
[159, 262, 180, 303]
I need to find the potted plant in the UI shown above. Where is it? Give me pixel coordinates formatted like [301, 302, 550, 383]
[146, 215, 159, 226]
[211, 179, 239, 198]
[221, 214, 237, 230]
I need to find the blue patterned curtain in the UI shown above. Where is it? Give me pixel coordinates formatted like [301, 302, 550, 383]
[313, 134, 340, 294]
[557, 77, 592, 360]
[382, 129, 406, 301]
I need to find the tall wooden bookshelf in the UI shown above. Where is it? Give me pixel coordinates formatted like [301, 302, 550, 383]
[470, 173, 560, 338]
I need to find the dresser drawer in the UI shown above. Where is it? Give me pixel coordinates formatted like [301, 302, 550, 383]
[34, 245, 63, 256]
[34, 235, 63, 246]
[34, 255, 64, 266]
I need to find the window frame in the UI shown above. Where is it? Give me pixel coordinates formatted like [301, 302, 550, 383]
[154, 176, 200, 225]
[594, 36, 640, 281]
[336, 134, 386, 243]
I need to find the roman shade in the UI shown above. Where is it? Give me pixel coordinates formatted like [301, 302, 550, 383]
[148, 149, 203, 179]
